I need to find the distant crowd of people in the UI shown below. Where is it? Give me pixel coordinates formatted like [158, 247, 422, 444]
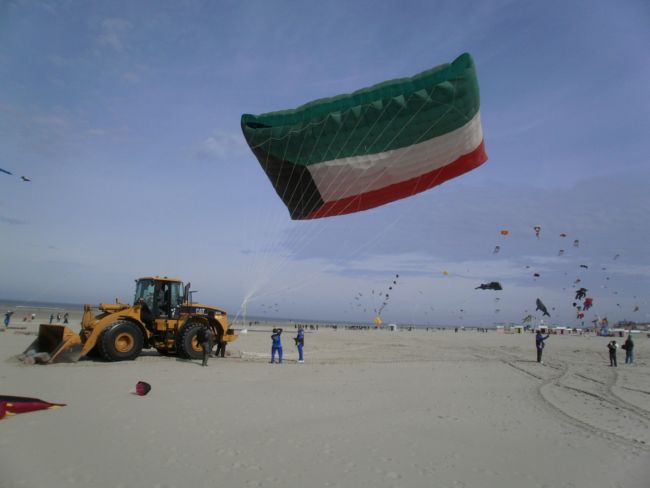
[3, 311, 68, 327]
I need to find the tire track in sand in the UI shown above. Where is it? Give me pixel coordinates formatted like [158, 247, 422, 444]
[468, 346, 649, 452]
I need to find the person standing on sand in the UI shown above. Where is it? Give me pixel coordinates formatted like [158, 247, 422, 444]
[294, 326, 305, 363]
[49, 313, 54, 324]
[608, 340, 618, 367]
[622, 334, 634, 364]
[56, 313, 61, 322]
[4, 311, 14, 327]
[270, 328, 283, 364]
[196, 326, 214, 367]
[63, 312, 69, 324]
[535, 330, 550, 364]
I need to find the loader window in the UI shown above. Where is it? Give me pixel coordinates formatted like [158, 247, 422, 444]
[170, 282, 182, 306]
[168, 282, 183, 319]
[134, 279, 155, 311]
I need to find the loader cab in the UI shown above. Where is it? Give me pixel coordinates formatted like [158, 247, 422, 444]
[134, 278, 184, 319]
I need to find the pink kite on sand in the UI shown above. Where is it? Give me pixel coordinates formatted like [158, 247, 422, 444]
[0, 396, 66, 419]
[135, 381, 151, 396]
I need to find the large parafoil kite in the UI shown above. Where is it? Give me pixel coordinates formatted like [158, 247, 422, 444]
[241, 53, 487, 219]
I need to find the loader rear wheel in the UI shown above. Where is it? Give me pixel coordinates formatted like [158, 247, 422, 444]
[179, 321, 206, 360]
[99, 321, 144, 361]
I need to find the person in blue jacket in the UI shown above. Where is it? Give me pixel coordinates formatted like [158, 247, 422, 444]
[270, 328, 283, 364]
[535, 330, 550, 363]
[294, 326, 305, 363]
[4, 311, 14, 327]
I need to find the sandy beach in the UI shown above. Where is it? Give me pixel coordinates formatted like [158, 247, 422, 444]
[1, 308, 649, 488]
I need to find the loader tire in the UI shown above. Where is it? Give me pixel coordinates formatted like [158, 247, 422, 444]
[99, 321, 144, 361]
[179, 321, 206, 360]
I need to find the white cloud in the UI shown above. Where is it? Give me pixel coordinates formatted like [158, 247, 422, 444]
[195, 131, 246, 161]
[121, 72, 140, 83]
[86, 128, 107, 137]
[98, 18, 132, 52]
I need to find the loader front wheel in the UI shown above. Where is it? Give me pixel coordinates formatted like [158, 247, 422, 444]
[179, 321, 206, 360]
[99, 321, 144, 361]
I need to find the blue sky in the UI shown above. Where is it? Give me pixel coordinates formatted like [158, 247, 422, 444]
[1, 0, 649, 326]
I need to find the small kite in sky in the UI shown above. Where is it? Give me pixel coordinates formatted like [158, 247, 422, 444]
[579, 264, 589, 269]
[533, 225, 541, 239]
[20, 176, 31, 182]
[536, 298, 550, 317]
[613, 254, 620, 260]
[533, 273, 540, 278]
[0, 168, 13, 176]
[573, 239, 580, 248]
[583, 298, 593, 311]
[575, 288, 588, 300]
[560, 233, 567, 238]
[558, 249, 565, 256]
[493, 245, 500, 254]
[500, 229, 509, 236]
[475, 282, 503, 291]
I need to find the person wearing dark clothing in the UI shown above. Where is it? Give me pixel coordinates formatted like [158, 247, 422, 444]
[63, 312, 69, 324]
[535, 331, 550, 363]
[622, 335, 634, 364]
[196, 327, 215, 366]
[4, 311, 14, 327]
[607, 341, 618, 367]
[49, 313, 54, 324]
[156, 284, 170, 316]
[294, 326, 305, 363]
[215, 339, 226, 358]
[270, 328, 283, 363]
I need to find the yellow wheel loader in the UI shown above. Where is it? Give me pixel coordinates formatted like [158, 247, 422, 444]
[23, 277, 238, 364]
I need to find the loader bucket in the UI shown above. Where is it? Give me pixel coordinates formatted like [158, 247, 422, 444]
[22, 324, 83, 364]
